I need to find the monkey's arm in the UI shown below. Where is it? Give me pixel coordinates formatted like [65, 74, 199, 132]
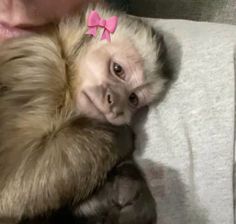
[19, 159, 156, 224]
[0, 112, 133, 221]
[0, 37, 133, 221]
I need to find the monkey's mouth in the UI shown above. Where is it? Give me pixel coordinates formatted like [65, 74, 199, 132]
[82, 91, 124, 125]
[83, 91, 107, 121]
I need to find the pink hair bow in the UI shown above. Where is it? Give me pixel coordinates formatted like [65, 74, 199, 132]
[86, 10, 118, 42]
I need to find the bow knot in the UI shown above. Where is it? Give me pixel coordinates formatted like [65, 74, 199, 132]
[86, 10, 118, 42]
[99, 19, 106, 27]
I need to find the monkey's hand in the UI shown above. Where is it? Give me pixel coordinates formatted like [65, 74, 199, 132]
[75, 159, 157, 224]
[106, 160, 157, 224]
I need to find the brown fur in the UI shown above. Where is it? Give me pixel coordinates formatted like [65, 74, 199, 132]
[0, 21, 133, 223]
[0, 4, 171, 223]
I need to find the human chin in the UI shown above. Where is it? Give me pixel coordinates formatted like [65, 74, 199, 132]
[0, 22, 33, 41]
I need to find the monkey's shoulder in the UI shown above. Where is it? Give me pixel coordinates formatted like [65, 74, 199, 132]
[0, 34, 66, 83]
[0, 33, 73, 105]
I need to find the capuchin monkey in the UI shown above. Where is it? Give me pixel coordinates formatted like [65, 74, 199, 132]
[0, 4, 171, 224]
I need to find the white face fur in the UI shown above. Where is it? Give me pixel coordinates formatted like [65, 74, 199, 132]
[76, 39, 159, 125]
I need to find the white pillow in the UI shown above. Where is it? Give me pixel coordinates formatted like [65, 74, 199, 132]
[134, 19, 236, 224]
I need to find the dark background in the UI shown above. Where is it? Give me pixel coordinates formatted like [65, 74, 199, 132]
[107, 0, 236, 25]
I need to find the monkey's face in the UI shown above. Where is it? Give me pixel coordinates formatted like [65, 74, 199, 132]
[76, 40, 155, 125]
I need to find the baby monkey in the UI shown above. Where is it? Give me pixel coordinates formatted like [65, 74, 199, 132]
[0, 4, 171, 224]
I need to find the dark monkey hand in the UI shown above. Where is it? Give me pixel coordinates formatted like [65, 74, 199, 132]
[106, 161, 156, 224]
[76, 160, 157, 224]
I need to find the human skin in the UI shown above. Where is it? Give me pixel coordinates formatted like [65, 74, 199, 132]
[0, 0, 99, 41]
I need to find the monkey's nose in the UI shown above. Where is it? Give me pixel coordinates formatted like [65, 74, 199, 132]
[107, 93, 113, 105]
[106, 88, 118, 106]
[106, 90, 124, 117]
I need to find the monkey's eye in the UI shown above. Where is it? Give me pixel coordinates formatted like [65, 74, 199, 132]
[129, 93, 139, 107]
[112, 62, 125, 79]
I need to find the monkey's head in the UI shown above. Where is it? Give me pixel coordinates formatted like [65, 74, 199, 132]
[60, 5, 172, 125]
